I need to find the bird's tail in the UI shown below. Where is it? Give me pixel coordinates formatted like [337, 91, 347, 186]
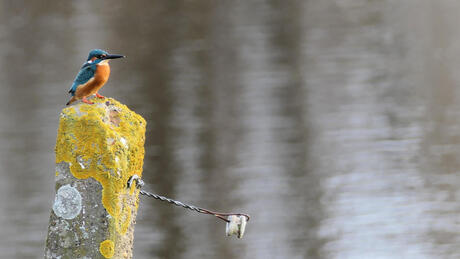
[66, 96, 77, 106]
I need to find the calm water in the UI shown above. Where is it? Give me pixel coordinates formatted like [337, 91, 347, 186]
[1, 1, 460, 258]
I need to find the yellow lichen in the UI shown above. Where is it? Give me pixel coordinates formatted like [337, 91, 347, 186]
[55, 98, 145, 236]
[100, 239, 115, 258]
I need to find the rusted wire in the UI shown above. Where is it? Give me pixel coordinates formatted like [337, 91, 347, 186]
[127, 175, 250, 223]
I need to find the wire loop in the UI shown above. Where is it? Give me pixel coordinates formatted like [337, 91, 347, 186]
[127, 175, 250, 223]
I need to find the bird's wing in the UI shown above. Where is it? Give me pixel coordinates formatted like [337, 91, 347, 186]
[68, 64, 96, 95]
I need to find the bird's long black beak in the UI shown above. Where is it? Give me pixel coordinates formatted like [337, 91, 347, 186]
[104, 54, 125, 60]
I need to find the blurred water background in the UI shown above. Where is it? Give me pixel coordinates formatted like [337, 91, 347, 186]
[1, 0, 460, 258]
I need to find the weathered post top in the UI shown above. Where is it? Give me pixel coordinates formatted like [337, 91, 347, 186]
[45, 97, 146, 259]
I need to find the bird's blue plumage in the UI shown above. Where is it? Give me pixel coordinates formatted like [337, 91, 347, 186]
[87, 49, 108, 60]
[68, 63, 96, 95]
[68, 49, 110, 96]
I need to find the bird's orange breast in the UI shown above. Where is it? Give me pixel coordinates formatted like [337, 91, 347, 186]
[75, 63, 111, 98]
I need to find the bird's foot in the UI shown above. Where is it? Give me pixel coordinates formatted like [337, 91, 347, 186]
[82, 97, 94, 104]
[96, 93, 105, 99]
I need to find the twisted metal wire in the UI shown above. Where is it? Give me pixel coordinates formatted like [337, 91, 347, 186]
[128, 175, 250, 223]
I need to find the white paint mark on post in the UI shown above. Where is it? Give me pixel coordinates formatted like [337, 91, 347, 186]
[53, 184, 82, 220]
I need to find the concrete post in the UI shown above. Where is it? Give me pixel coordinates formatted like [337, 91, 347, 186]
[45, 98, 146, 259]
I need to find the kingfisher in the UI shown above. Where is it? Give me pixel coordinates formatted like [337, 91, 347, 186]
[66, 49, 124, 105]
